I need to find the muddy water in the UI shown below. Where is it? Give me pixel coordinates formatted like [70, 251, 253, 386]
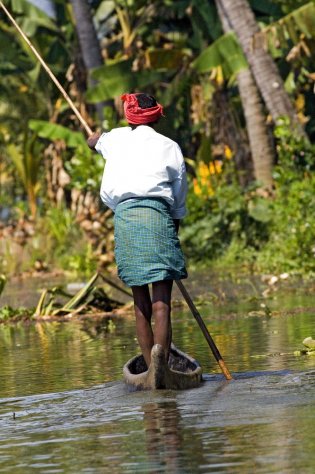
[0, 276, 315, 473]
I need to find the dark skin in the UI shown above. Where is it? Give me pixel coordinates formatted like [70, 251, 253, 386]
[87, 132, 101, 149]
[87, 124, 180, 366]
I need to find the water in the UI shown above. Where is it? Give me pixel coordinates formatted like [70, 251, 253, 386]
[0, 276, 315, 473]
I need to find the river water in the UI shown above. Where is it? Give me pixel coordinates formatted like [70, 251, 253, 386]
[0, 275, 314, 473]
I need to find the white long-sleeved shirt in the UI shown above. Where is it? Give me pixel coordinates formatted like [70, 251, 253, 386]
[95, 125, 187, 219]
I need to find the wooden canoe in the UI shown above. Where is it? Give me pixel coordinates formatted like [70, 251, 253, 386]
[123, 343, 202, 390]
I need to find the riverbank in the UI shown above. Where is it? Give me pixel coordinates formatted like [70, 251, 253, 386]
[1, 269, 314, 325]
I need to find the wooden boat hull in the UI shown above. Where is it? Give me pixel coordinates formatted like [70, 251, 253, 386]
[123, 344, 202, 390]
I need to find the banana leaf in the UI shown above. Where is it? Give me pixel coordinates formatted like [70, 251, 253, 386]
[34, 289, 49, 317]
[192, 32, 248, 77]
[57, 273, 99, 312]
[6, 144, 25, 187]
[192, 0, 222, 41]
[87, 68, 162, 103]
[10, 0, 58, 35]
[261, 2, 315, 49]
[29, 120, 87, 148]
[91, 59, 133, 81]
[0, 30, 33, 72]
[87, 58, 162, 102]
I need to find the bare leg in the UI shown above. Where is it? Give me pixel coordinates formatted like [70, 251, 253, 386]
[132, 285, 153, 367]
[152, 280, 173, 361]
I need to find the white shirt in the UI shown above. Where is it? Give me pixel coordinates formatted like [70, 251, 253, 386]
[95, 125, 187, 219]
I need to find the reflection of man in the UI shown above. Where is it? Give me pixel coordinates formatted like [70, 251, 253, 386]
[142, 401, 182, 472]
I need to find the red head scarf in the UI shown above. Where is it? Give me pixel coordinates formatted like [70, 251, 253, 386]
[121, 93, 164, 125]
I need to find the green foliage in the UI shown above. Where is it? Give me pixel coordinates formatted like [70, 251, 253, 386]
[181, 180, 270, 264]
[274, 117, 315, 176]
[1, 0, 315, 279]
[192, 32, 248, 78]
[29, 120, 87, 148]
[87, 60, 162, 103]
[63, 243, 97, 276]
[253, 177, 315, 274]
[7, 0, 58, 35]
[183, 118, 315, 275]
[0, 305, 33, 322]
[260, 2, 315, 50]
[29, 207, 98, 276]
[253, 119, 315, 274]
[5, 132, 43, 217]
[273, 0, 311, 15]
[65, 147, 103, 192]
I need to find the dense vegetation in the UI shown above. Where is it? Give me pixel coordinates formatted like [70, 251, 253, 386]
[0, 0, 314, 277]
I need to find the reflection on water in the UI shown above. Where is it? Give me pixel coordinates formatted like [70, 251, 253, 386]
[0, 281, 315, 473]
[0, 371, 314, 473]
[143, 401, 183, 473]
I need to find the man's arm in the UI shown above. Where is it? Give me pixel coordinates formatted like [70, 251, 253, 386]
[87, 132, 101, 150]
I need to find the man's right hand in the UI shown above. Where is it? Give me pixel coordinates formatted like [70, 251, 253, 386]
[87, 132, 101, 150]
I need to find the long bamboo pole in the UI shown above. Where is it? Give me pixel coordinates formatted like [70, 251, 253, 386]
[176, 280, 233, 380]
[0, 1, 93, 136]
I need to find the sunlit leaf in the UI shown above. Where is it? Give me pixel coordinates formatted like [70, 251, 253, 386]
[29, 120, 87, 148]
[248, 199, 273, 223]
[192, 32, 248, 77]
[87, 60, 162, 102]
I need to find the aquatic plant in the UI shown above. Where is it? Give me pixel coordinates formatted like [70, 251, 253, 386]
[292, 337, 315, 356]
[0, 305, 33, 323]
[33, 273, 125, 318]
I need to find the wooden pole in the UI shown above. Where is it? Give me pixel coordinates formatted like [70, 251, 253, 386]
[176, 280, 233, 380]
[0, 1, 93, 136]
[99, 273, 133, 298]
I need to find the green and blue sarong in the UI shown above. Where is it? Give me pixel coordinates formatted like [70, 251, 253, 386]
[114, 198, 187, 287]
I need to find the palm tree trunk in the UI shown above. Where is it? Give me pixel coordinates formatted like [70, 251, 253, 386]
[212, 89, 254, 187]
[69, 0, 106, 121]
[217, 0, 306, 138]
[216, 0, 274, 186]
[237, 69, 274, 186]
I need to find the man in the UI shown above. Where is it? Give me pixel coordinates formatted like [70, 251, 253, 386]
[87, 93, 187, 367]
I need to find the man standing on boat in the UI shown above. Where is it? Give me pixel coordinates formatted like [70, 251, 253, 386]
[87, 93, 188, 367]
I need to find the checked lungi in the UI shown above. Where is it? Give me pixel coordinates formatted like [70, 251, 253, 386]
[114, 197, 187, 287]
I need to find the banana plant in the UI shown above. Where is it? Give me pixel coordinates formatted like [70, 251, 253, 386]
[192, 2, 315, 79]
[87, 58, 163, 103]
[6, 132, 42, 218]
[257, 2, 315, 52]
[192, 32, 248, 78]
